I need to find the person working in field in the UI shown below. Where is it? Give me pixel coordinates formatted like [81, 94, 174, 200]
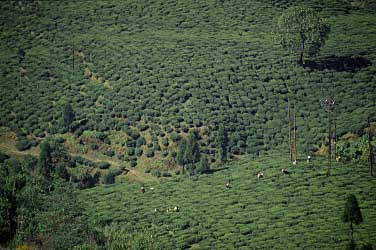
[140, 186, 145, 193]
[226, 181, 231, 189]
[307, 155, 311, 163]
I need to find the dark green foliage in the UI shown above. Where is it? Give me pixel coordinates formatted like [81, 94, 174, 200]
[150, 169, 161, 177]
[0, 1, 375, 164]
[39, 140, 52, 179]
[216, 124, 228, 163]
[0, 159, 25, 245]
[103, 225, 162, 250]
[170, 132, 181, 143]
[184, 130, 200, 167]
[360, 243, 374, 250]
[55, 162, 70, 181]
[102, 171, 117, 185]
[80, 156, 376, 249]
[197, 155, 210, 174]
[27, 181, 94, 250]
[105, 149, 115, 157]
[98, 162, 111, 170]
[0, 152, 9, 163]
[136, 137, 146, 147]
[15, 139, 32, 151]
[343, 194, 363, 225]
[274, 6, 330, 64]
[78, 172, 99, 189]
[146, 149, 154, 158]
[0, 154, 94, 248]
[346, 239, 356, 250]
[63, 103, 75, 131]
[176, 139, 187, 168]
[343, 194, 363, 243]
[130, 160, 137, 168]
[135, 148, 143, 157]
[337, 135, 374, 162]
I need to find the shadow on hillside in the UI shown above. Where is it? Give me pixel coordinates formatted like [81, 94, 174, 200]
[202, 167, 229, 175]
[304, 55, 372, 72]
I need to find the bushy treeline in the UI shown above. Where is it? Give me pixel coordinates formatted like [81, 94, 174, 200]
[0, 147, 160, 249]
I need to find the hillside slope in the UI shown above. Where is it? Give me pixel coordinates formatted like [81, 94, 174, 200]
[81, 155, 376, 249]
[1, 1, 375, 169]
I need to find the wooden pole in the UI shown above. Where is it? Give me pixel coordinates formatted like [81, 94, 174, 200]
[327, 109, 332, 176]
[294, 100, 297, 162]
[288, 98, 292, 161]
[368, 117, 373, 176]
[334, 109, 337, 161]
[72, 43, 75, 76]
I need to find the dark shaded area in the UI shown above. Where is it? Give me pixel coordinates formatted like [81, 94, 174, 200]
[305, 55, 372, 72]
[202, 167, 229, 174]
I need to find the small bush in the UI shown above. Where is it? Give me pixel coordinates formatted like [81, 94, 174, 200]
[105, 150, 115, 157]
[128, 147, 135, 156]
[98, 162, 111, 169]
[0, 152, 9, 163]
[15, 139, 32, 151]
[162, 171, 172, 177]
[130, 160, 137, 168]
[102, 171, 117, 185]
[170, 132, 181, 142]
[135, 148, 143, 156]
[150, 169, 161, 177]
[146, 149, 154, 158]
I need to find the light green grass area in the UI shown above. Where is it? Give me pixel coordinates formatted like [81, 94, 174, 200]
[80, 155, 376, 249]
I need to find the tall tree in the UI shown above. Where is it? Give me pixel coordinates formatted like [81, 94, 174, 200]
[176, 139, 187, 173]
[216, 124, 228, 164]
[343, 194, 363, 243]
[63, 103, 75, 131]
[39, 141, 52, 180]
[274, 6, 330, 65]
[197, 155, 209, 174]
[184, 130, 200, 168]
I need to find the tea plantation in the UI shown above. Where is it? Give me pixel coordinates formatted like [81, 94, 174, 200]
[1, 0, 376, 249]
[80, 155, 376, 249]
[1, 0, 375, 169]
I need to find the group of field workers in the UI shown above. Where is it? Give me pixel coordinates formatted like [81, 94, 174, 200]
[139, 186, 180, 213]
[140, 155, 313, 213]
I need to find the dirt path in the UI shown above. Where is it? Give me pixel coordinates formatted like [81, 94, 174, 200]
[0, 129, 158, 183]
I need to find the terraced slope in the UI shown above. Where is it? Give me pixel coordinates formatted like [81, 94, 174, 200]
[80, 155, 376, 249]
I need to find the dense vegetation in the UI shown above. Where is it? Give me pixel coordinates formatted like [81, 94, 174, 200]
[80, 155, 376, 249]
[0, 0, 375, 249]
[1, 0, 375, 172]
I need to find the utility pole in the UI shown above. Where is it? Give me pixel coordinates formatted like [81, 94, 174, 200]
[288, 98, 292, 161]
[320, 98, 335, 176]
[334, 109, 337, 161]
[294, 100, 297, 162]
[368, 117, 373, 176]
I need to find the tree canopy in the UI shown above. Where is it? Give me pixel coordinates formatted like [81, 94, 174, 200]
[63, 103, 75, 131]
[274, 6, 330, 65]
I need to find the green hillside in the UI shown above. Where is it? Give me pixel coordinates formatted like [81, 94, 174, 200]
[1, 0, 375, 171]
[81, 154, 376, 249]
[1, 1, 376, 249]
